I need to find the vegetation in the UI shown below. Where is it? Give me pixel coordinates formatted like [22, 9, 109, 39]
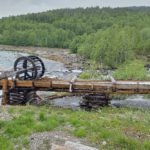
[79, 71, 110, 80]
[0, 106, 150, 150]
[113, 59, 150, 80]
[79, 59, 150, 80]
[0, 7, 150, 68]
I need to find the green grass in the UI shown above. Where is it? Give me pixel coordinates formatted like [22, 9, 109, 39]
[0, 106, 150, 150]
[113, 59, 149, 80]
[79, 71, 110, 80]
[80, 59, 150, 81]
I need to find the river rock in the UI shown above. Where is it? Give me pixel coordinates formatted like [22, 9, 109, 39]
[65, 141, 99, 150]
[51, 144, 69, 150]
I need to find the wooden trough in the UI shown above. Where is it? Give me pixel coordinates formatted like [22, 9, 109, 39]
[1, 78, 150, 105]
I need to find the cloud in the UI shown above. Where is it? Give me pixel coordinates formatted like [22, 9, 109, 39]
[0, 0, 150, 18]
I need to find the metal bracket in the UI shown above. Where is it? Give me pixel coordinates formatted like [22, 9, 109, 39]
[69, 76, 77, 92]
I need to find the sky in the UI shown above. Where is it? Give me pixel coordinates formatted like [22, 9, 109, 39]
[0, 0, 150, 18]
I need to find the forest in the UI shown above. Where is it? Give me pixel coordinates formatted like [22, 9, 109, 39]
[0, 7, 150, 68]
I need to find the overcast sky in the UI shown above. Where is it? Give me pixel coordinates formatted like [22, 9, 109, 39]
[0, 0, 150, 18]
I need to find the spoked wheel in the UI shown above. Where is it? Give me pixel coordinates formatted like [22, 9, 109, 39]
[14, 56, 37, 80]
[14, 56, 45, 80]
[28, 56, 45, 79]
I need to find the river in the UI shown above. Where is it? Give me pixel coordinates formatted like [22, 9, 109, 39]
[0, 50, 150, 109]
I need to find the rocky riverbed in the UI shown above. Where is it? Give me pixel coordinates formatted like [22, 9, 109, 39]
[0, 45, 85, 71]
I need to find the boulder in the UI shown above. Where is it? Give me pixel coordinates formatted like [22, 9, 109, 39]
[51, 143, 69, 150]
[65, 141, 98, 150]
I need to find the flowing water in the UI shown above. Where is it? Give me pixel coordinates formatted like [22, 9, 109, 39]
[0, 50, 68, 77]
[49, 95, 150, 109]
[0, 50, 150, 109]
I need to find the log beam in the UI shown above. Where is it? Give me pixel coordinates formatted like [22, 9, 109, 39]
[0, 78, 150, 94]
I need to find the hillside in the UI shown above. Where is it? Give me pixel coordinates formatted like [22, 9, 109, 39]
[0, 7, 150, 67]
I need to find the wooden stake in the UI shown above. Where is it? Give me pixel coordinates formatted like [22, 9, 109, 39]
[2, 79, 8, 105]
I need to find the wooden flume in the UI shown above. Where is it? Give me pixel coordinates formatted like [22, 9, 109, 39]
[1, 78, 150, 94]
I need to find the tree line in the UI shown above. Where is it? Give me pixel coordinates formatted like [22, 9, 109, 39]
[0, 7, 150, 67]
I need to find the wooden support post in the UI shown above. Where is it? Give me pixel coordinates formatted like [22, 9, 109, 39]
[2, 79, 8, 105]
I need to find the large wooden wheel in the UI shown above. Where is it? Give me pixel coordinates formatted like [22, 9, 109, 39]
[14, 56, 37, 80]
[28, 56, 45, 79]
[14, 56, 45, 80]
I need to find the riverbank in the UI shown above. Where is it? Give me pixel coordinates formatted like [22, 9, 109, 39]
[0, 45, 85, 70]
[0, 106, 150, 150]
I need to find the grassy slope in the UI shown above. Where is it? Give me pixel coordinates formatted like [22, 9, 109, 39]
[0, 106, 150, 150]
